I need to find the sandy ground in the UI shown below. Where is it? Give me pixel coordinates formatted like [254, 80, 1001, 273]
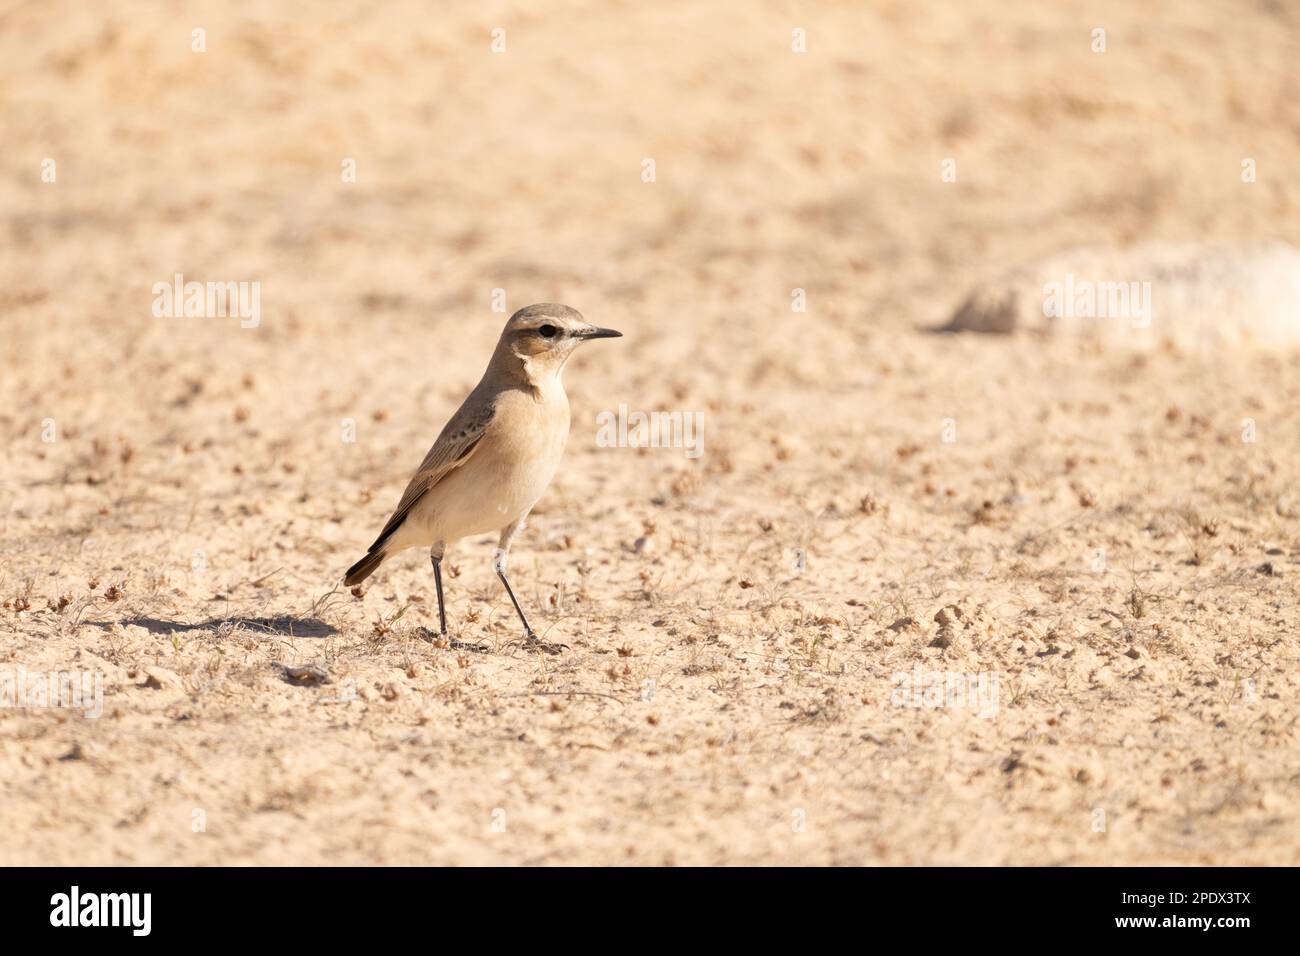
[2, 0, 1300, 865]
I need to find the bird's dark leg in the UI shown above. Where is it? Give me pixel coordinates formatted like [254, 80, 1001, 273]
[495, 563, 536, 641]
[494, 533, 566, 654]
[430, 547, 447, 636]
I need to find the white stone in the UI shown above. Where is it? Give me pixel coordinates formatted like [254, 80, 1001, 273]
[943, 240, 1300, 350]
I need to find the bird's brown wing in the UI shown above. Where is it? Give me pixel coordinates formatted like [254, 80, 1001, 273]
[365, 398, 495, 553]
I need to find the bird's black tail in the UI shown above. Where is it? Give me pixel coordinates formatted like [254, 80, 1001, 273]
[344, 550, 385, 586]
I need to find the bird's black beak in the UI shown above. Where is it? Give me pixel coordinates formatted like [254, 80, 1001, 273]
[578, 326, 622, 340]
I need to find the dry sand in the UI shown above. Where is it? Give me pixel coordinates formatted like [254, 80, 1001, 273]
[2, 0, 1299, 865]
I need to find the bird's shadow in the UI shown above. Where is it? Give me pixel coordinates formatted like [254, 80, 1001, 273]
[95, 616, 338, 639]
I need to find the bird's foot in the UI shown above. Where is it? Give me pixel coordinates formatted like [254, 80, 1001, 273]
[418, 626, 450, 647]
[418, 627, 489, 653]
[450, 637, 492, 653]
[511, 629, 568, 655]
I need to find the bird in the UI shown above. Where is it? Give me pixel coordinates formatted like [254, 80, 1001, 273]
[343, 303, 621, 652]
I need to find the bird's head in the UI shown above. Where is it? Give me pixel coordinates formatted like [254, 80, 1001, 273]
[492, 303, 621, 384]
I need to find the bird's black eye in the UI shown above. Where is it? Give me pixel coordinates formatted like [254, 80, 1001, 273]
[537, 324, 558, 338]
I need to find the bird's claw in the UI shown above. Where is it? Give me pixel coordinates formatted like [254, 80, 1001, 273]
[418, 627, 489, 653]
[510, 630, 568, 655]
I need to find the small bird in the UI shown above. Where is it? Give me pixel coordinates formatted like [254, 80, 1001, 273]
[344, 304, 621, 652]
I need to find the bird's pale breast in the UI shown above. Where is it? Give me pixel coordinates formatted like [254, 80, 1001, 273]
[412, 386, 570, 543]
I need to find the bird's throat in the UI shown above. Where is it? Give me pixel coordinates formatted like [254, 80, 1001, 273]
[520, 355, 567, 403]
